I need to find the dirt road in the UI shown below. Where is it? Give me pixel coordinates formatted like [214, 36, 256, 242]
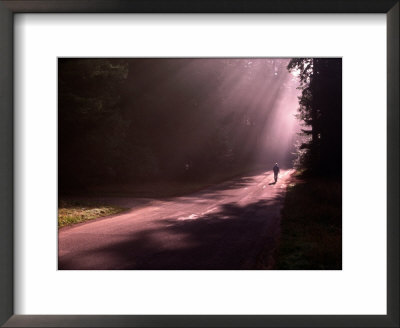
[58, 169, 293, 270]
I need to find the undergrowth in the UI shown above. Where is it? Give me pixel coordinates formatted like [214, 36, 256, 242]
[58, 199, 127, 228]
[275, 175, 342, 270]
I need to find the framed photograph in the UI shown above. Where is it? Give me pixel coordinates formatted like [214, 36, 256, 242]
[1, 0, 398, 327]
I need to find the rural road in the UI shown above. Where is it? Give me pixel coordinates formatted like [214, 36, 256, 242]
[58, 169, 294, 270]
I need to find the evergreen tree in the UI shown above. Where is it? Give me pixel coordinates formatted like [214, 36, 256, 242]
[288, 58, 342, 176]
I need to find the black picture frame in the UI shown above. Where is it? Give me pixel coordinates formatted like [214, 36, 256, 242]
[0, 1, 398, 327]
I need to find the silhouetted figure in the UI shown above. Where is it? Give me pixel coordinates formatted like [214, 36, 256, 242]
[273, 163, 280, 182]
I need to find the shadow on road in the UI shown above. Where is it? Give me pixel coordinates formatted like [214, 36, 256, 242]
[162, 171, 273, 202]
[59, 195, 284, 270]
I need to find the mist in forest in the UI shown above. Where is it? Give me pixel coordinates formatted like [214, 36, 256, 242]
[58, 58, 300, 191]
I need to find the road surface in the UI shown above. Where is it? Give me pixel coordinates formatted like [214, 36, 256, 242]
[58, 169, 293, 270]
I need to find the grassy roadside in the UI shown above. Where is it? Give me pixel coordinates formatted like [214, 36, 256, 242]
[275, 173, 342, 269]
[58, 199, 127, 228]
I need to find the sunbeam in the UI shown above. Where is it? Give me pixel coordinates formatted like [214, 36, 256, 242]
[59, 58, 302, 187]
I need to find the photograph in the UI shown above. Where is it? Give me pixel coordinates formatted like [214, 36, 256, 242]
[58, 58, 342, 270]
[1, 0, 396, 325]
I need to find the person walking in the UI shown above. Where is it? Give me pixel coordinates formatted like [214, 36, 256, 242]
[273, 163, 280, 183]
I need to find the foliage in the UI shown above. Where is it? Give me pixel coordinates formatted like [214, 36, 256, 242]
[59, 59, 130, 189]
[276, 177, 342, 269]
[287, 58, 342, 177]
[59, 58, 291, 192]
[58, 199, 126, 227]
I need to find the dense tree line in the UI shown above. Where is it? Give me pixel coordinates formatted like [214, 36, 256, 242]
[59, 59, 129, 189]
[59, 58, 295, 191]
[287, 58, 342, 177]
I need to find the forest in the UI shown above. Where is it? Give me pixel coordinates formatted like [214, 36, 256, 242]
[59, 58, 341, 193]
[58, 58, 302, 192]
[287, 58, 342, 177]
[58, 57, 342, 270]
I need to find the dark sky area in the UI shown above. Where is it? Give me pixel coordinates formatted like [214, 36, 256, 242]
[58, 58, 300, 190]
